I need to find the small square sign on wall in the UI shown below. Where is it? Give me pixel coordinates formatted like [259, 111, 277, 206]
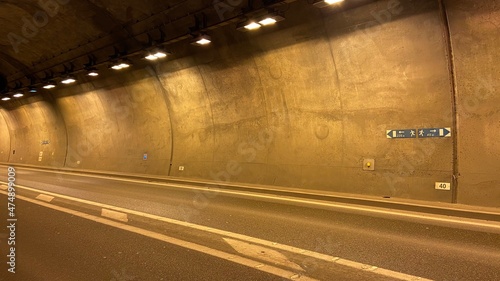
[143, 153, 148, 160]
[435, 182, 451, 190]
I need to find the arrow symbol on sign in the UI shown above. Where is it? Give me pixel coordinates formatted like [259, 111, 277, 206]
[440, 128, 451, 137]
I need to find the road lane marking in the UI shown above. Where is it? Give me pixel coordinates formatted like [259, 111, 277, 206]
[36, 194, 55, 203]
[2, 184, 432, 281]
[5, 166, 499, 219]
[223, 238, 305, 272]
[0, 185, 7, 190]
[2, 192, 317, 281]
[8, 180, 500, 234]
[101, 209, 128, 222]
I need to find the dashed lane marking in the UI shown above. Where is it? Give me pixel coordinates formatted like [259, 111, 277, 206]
[101, 208, 128, 222]
[1, 192, 316, 281]
[36, 194, 55, 203]
[1, 185, 433, 281]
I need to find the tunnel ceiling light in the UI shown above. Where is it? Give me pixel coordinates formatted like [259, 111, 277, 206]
[191, 34, 212, 46]
[86, 68, 99, 77]
[258, 14, 285, 26]
[236, 20, 261, 31]
[43, 81, 56, 89]
[259, 18, 277, 26]
[237, 13, 285, 32]
[245, 22, 262, 30]
[61, 75, 77, 84]
[145, 54, 159, 61]
[13, 92, 23, 98]
[325, 0, 344, 4]
[2, 96, 11, 101]
[313, 0, 344, 8]
[110, 60, 131, 70]
[29, 86, 37, 93]
[145, 49, 169, 61]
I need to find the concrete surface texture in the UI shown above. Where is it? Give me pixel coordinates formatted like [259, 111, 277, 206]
[0, 112, 9, 162]
[0, 0, 498, 207]
[446, 0, 500, 206]
[1, 95, 67, 167]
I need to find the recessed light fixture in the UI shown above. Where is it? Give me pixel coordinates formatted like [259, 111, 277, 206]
[237, 20, 262, 31]
[1, 97, 11, 101]
[61, 75, 77, 84]
[245, 22, 262, 30]
[110, 60, 131, 70]
[29, 86, 37, 93]
[259, 18, 277, 26]
[325, 0, 344, 4]
[86, 68, 99, 77]
[13, 92, 23, 98]
[145, 54, 158, 61]
[43, 81, 56, 89]
[313, 0, 344, 8]
[258, 13, 285, 26]
[191, 34, 212, 46]
[145, 49, 169, 61]
[237, 12, 285, 32]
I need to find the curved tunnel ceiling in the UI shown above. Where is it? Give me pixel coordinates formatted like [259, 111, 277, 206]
[0, 0, 268, 81]
[0, 0, 199, 79]
[0, 0, 377, 88]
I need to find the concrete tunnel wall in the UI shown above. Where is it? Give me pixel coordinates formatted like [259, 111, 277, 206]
[0, 112, 10, 162]
[1, 95, 67, 166]
[447, 0, 500, 206]
[56, 70, 173, 175]
[0, 0, 498, 207]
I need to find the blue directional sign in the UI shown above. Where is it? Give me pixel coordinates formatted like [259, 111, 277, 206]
[143, 153, 148, 160]
[418, 128, 451, 138]
[386, 129, 417, 139]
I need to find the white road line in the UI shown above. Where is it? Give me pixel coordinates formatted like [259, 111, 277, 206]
[2, 192, 316, 281]
[7, 180, 500, 233]
[223, 238, 305, 272]
[8, 166, 500, 217]
[36, 194, 55, 203]
[0, 185, 7, 191]
[101, 208, 128, 222]
[4, 184, 432, 281]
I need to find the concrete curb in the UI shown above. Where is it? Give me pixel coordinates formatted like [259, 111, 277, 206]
[2, 162, 499, 222]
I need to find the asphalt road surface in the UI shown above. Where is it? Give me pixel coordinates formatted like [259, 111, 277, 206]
[0, 166, 499, 281]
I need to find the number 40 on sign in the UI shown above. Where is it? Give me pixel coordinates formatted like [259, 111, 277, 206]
[435, 182, 451, 190]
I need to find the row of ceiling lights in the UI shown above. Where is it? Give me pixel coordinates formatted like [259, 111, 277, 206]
[2, 48, 170, 100]
[1, 0, 344, 102]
